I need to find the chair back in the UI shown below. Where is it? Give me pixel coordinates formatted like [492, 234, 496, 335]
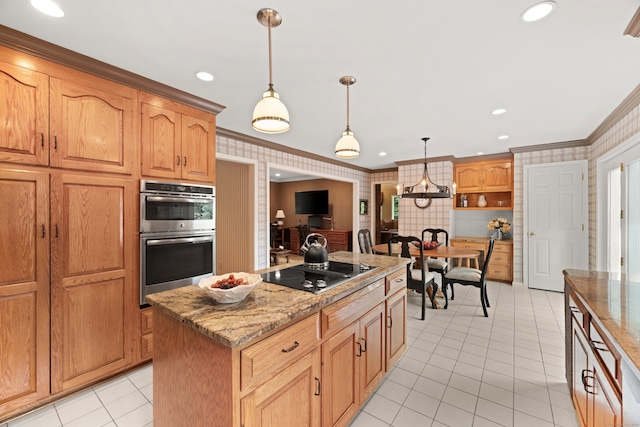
[357, 229, 374, 254]
[421, 228, 449, 246]
[480, 236, 496, 278]
[388, 235, 426, 283]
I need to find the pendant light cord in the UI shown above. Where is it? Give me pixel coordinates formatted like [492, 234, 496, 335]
[267, 16, 273, 87]
[345, 82, 350, 130]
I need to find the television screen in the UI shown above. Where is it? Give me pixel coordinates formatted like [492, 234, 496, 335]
[295, 190, 329, 215]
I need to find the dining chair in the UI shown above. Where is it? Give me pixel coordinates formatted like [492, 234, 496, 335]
[421, 228, 449, 283]
[388, 235, 437, 320]
[442, 236, 495, 317]
[357, 228, 374, 254]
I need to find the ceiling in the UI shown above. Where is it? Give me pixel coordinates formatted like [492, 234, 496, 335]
[2, 0, 639, 170]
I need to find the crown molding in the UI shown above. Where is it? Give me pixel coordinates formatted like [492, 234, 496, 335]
[587, 83, 640, 143]
[0, 25, 225, 115]
[624, 7, 640, 37]
[395, 155, 455, 167]
[509, 139, 589, 154]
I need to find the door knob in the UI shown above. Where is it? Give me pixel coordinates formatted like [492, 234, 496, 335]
[530, 232, 536, 236]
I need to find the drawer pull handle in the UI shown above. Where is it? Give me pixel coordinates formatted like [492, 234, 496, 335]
[183, 156, 187, 166]
[360, 338, 367, 353]
[42, 224, 46, 238]
[591, 340, 609, 352]
[177, 155, 181, 165]
[54, 136, 58, 149]
[41, 133, 45, 147]
[581, 369, 595, 394]
[394, 278, 403, 283]
[356, 341, 363, 357]
[314, 377, 321, 396]
[281, 341, 299, 353]
[387, 315, 393, 328]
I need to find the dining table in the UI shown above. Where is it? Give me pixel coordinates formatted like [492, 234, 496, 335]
[371, 243, 481, 268]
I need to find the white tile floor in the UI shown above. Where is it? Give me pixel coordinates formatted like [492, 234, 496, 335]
[3, 280, 579, 427]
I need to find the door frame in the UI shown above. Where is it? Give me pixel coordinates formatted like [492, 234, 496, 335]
[596, 132, 640, 271]
[523, 160, 588, 289]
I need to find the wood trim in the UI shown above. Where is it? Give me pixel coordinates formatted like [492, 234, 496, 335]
[216, 127, 372, 173]
[394, 155, 455, 167]
[624, 7, 640, 38]
[587, 83, 640, 143]
[509, 139, 589, 154]
[450, 152, 513, 163]
[0, 25, 225, 115]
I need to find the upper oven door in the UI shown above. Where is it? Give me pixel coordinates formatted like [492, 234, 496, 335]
[140, 192, 215, 233]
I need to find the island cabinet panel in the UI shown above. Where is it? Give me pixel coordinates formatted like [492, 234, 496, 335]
[385, 288, 407, 370]
[0, 170, 50, 419]
[140, 307, 153, 361]
[240, 313, 320, 391]
[320, 279, 385, 337]
[241, 348, 321, 427]
[140, 93, 216, 184]
[0, 60, 49, 166]
[358, 304, 385, 402]
[50, 172, 136, 393]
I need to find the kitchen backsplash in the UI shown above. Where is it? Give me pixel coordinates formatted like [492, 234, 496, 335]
[451, 210, 514, 238]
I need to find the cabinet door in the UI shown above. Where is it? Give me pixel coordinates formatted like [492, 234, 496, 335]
[0, 62, 49, 166]
[386, 289, 407, 370]
[322, 322, 359, 427]
[141, 102, 182, 180]
[591, 364, 622, 427]
[359, 304, 385, 401]
[50, 173, 135, 393]
[241, 349, 321, 427]
[0, 169, 50, 418]
[483, 161, 512, 191]
[49, 76, 134, 174]
[572, 324, 590, 427]
[181, 114, 215, 183]
[455, 164, 483, 192]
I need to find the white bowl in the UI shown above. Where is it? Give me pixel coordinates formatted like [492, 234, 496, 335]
[198, 272, 262, 303]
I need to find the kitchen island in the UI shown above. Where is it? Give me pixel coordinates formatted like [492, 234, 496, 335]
[147, 251, 410, 427]
[564, 269, 640, 427]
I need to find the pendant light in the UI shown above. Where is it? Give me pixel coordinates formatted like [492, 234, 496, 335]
[335, 76, 360, 159]
[252, 8, 290, 134]
[400, 137, 453, 200]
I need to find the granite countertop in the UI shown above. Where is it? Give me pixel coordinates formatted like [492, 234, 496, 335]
[564, 269, 640, 374]
[147, 251, 408, 348]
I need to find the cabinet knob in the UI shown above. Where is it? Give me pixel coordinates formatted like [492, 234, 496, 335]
[529, 232, 536, 236]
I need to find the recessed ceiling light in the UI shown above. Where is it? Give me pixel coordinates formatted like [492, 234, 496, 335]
[379, 152, 387, 156]
[521, 1, 556, 22]
[492, 108, 507, 115]
[275, 173, 281, 177]
[196, 71, 214, 82]
[30, 0, 64, 17]
[477, 151, 484, 155]
[498, 135, 509, 140]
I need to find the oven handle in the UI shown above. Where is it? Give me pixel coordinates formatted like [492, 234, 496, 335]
[145, 196, 211, 204]
[146, 236, 214, 246]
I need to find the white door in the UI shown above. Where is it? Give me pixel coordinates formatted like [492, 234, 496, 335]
[526, 161, 588, 291]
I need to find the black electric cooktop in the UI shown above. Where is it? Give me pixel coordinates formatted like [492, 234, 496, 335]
[260, 261, 377, 294]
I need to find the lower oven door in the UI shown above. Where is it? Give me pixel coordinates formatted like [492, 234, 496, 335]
[140, 231, 215, 305]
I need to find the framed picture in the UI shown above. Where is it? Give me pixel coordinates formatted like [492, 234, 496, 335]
[359, 199, 368, 215]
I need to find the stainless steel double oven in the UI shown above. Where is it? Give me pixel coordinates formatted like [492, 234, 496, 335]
[139, 180, 215, 306]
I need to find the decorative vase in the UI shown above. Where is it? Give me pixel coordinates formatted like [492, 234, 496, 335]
[496, 230, 503, 239]
[477, 194, 487, 207]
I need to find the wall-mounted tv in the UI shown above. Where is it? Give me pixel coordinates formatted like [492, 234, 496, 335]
[295, 190, 329, 215]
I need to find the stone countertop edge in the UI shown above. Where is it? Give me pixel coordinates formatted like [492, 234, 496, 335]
[563, 268, 640, 376]
[146, 252, 409, 348]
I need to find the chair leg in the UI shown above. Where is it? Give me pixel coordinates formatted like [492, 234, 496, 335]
[429, 281, 438, 310]
[451, 282, 455, 300]
[484, 283, 490, 308]
[420, 287, 426, 320]
[443, 280, 449, 310]
[480, 286, 488, 317]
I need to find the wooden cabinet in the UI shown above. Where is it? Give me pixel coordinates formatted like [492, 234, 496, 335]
[450, 237, 513, 282]
[568, 290, 622, 427]
[0, 56, 135, 174]
[454, 159, 513, 209]
[140, 307, 153, 361]
[50, 172, 136, 393]
[289, 228, 352, 255]
[241, 348, 322, 427]
[385, 269, 407, 370]
[141, 93, 216, 183]
[0, 169, 50, 419]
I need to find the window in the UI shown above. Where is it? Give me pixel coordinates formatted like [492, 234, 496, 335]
[392, 195, 399, 220]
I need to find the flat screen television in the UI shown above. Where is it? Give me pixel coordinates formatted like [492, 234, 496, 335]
[295, 190, 329, 215]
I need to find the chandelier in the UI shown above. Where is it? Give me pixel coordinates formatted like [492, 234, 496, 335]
[400, 137, 454, 200]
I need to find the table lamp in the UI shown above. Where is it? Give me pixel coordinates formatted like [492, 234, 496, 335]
[275, 209, 285, 226]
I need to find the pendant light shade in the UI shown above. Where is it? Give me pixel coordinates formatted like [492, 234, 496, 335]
[400, 137, 453, 200]
[335, 76, 360, 159]
[252, 8, 290, 134]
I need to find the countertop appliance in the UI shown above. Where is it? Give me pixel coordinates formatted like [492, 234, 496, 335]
[260, 261, 376, 294]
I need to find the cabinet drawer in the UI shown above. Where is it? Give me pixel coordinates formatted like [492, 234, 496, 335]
[240, 313, 319, 391]
[320, 279, 384, 337]
[386, 269, 406, 295]
[140, 307, 153, 334]
[490, 251, 511, 265]
[488, 266, 511, 281]
[141, 333, 153, 360]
